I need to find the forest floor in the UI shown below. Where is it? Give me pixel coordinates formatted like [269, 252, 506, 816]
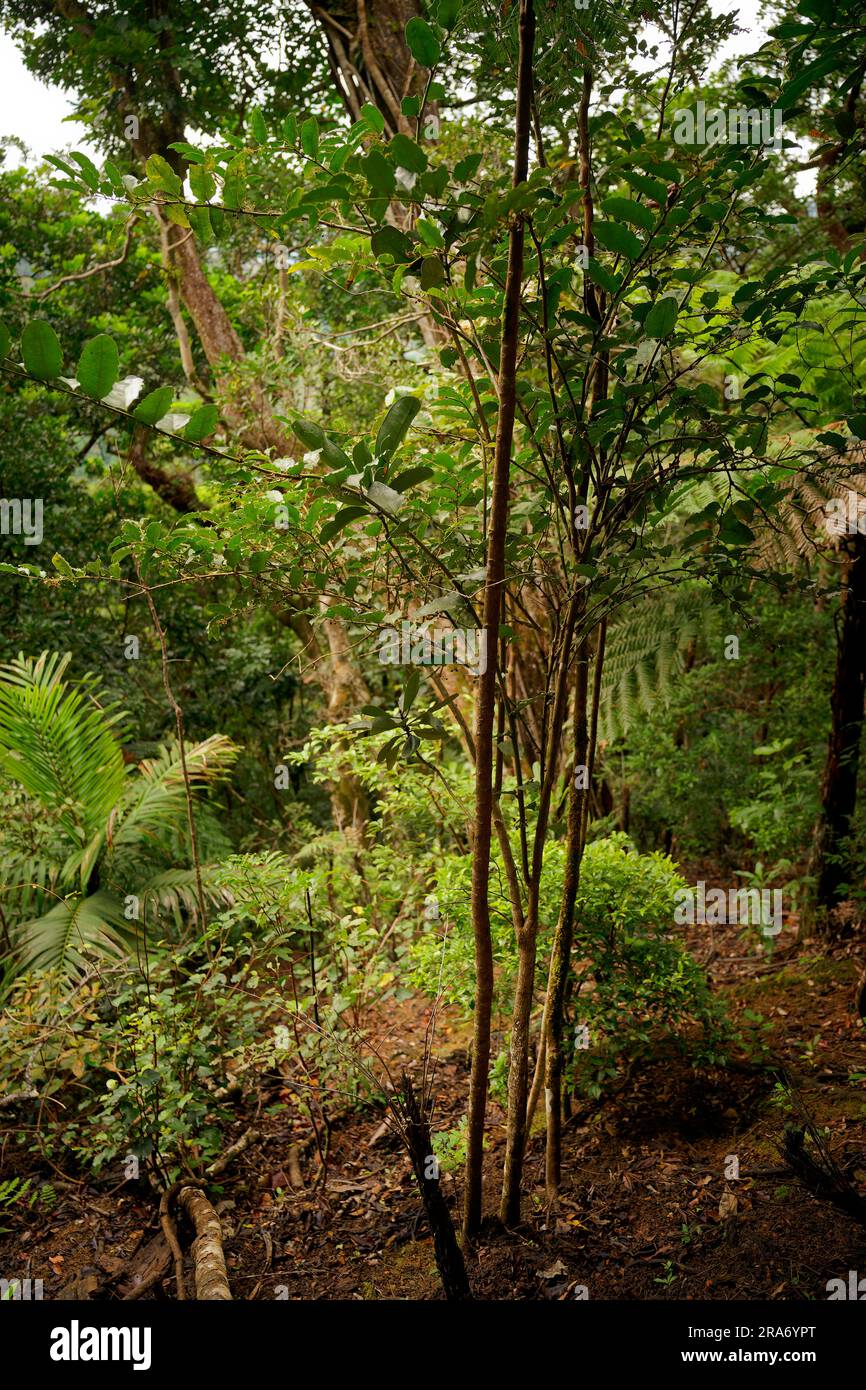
[3, 882, 866, 1301]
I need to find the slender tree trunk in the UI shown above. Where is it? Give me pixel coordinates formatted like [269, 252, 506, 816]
[499, 593, 580, 1224]
[543, 638, 590, 1197]
[803, 535, 866, 933]
[462, 0, 536, 1240]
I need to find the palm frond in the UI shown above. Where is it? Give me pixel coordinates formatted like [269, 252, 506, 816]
[0, 652, 129, 850]
[109, 735, 238, 852]
[137, 867, 235, 922]
[12, 890, 134, 976]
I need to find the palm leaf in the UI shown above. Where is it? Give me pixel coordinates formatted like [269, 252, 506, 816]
[0, 652, 129, 852]
[109, 735, 238, 851]
[13, 890, 134, 976]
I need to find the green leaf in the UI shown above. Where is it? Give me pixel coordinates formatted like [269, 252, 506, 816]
[437, 0, 462, 29]
[0, 322, 10, 358]
[720, 515, 755, 546]
[420, 255, 445, 289]
[375, 396, 421, 458]
[593, 221, 643, 260]
[416, 217, 445, 249]
[51, 553, 75, 578]
[778, 53, 839, 109]
[77, 334, 119, 398]
[188, 206, 214, 244]
[249, 107, 268, 144]
[370, 225, 415, 261]
[183, 403, 219, 442]
[21, 320, 63, 380]
[222, 156, 247, 210]
[189, 163, 216, 202]
[644, 295, 679, 339]
[291, 418, 352, 468]
[292, 419, 326, 452]
[320, 506, 367, 543]
[69, 151, 101, 191]
[362, 149, 396, 195]
[361, 103, 385, 134]
[301, 117, 319, 159]
[405, 17, 441, 67]
[134, 386, 174, 426]
[602, 196, 655, 232]
[389, 133, 428, 173]
[145, 154, 183, 197]
[391, 466, 434, 492]
[622, 170, 668, 203]
[586, 258, 621, 295]
[847, 415, 866, 440]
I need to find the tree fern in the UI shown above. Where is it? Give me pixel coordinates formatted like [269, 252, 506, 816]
[599, 583, 715, 740]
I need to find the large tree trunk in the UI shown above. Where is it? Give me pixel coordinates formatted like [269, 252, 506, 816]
[462, 0, 536, 1240]
[803, 534, 866, 933]
[309, 0, 426, 136]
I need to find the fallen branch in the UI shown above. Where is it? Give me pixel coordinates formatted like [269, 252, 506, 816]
[287, 1142, 304, 1191]
[177, 1186, 232, 1300]
[0, 1087, 39, 1108]
[205, 1127, 261, 1179]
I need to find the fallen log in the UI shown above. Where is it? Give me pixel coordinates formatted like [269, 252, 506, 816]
[205, 1127, 261, 1179]
[177, 1186, 232, 1300]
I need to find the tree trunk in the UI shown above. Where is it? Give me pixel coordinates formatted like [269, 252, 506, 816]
[310, 0, 426, 136]
[401, 1076, 471, 1301]
[803, 535, 866, 933]
[543, 638, 591, 1198]
[462, 0, 536, 1240]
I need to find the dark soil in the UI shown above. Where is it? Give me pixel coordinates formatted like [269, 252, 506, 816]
[2, 907, 865, 1301]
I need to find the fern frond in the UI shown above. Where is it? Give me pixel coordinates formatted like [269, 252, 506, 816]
[600, 584, 713, 740]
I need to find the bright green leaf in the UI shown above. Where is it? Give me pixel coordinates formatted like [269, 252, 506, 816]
[77, 334, 119, 398]
[21, 320, 63, 380]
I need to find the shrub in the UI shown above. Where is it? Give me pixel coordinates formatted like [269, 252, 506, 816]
[411, 833, 731, 1096]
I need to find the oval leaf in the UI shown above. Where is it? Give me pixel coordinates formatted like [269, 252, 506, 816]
[77, 334, 119, 398]
[405, 17, 441, 68]
[601, 196, 655, 233]
[321, 506, 367, 543]
[134, 386, 175, 426]
[375, 396, 421, 458]
[644, 295, 679, 339]
[183, 403, 219, 441]
[21, 320, 63, 380]
[593, 222, 643, 260]
[301, 117, 319, 159]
